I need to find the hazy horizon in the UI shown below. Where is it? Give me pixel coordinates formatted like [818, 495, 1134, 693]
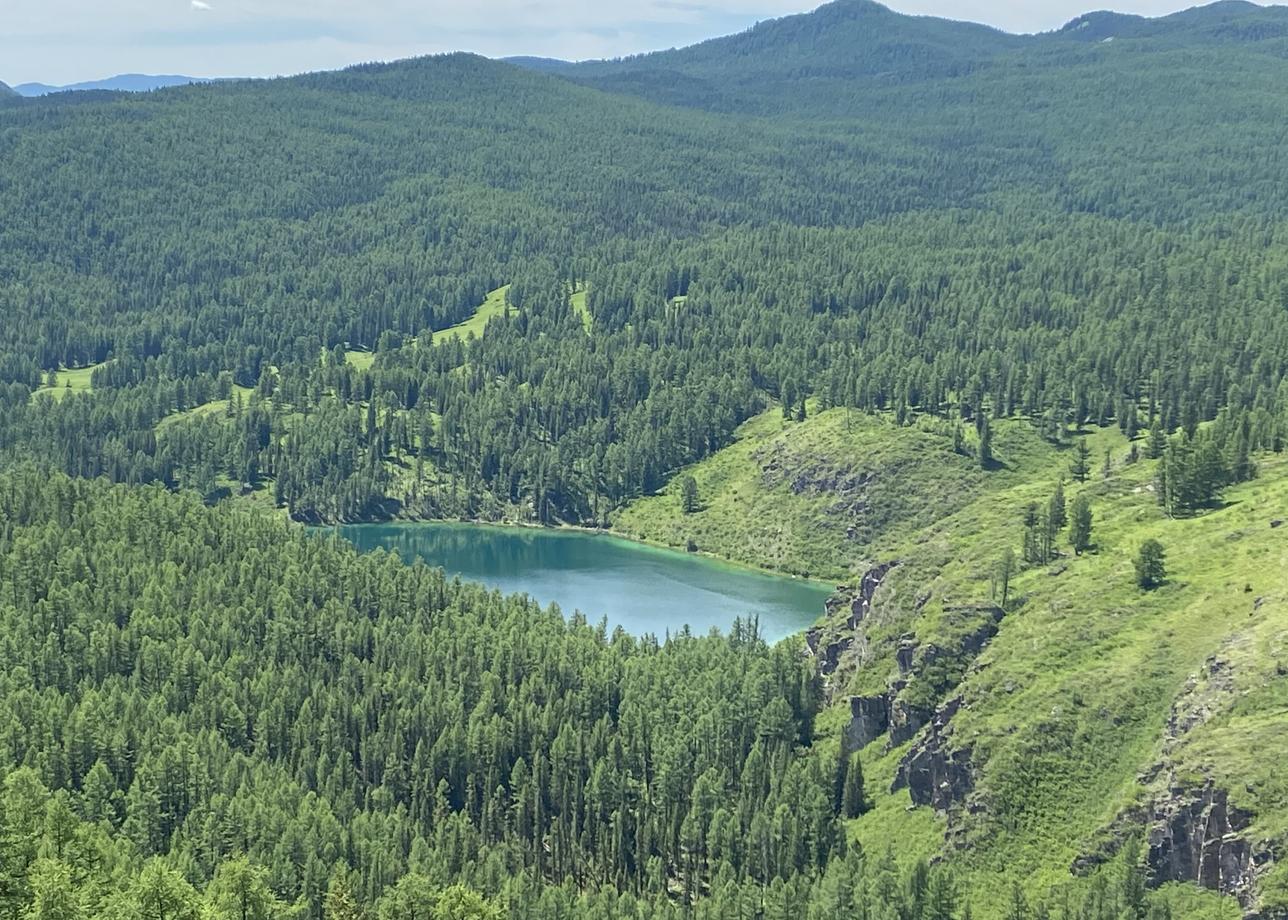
[4, 0, 1273, 87]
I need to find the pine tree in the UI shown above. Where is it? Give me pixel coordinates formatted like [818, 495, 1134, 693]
[994, 547, 1016, 608]
[977, 412, 993, 469]
[840, 753, 866, 819]
[1006, 882, 1029, 920]
[679, 475, 700, 514]
[1048, 480, 1067, 531]
[1135, 540, 1166, 590]
[1069, 494, 1092, 555]
[325, 872, 365, 920]
[1146, 421, 1167, 459]
[1022, 503, 1043, 564]
[1069, 439, 1090, 482]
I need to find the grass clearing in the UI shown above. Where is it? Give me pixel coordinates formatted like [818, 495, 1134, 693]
[345, 349, 376, 371]
[156, 385, 257, 430]
[30, 362, 108, 402]
[570, 286, 592, 333]
[614, 405, 1058, 580]
[438, 284, 511, 341]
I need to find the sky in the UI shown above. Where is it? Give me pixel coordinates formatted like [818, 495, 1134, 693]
[2, 0, 1265, 87]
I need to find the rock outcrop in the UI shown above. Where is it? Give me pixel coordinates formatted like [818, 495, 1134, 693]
[844, 693, 891, 753]
[1074, 642, 1278, 915]
[893, 695, 973, 812]
[807, 561, 899, 696]
[1147, 783, 1265, 910]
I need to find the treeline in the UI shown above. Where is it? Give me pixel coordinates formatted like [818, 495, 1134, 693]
[0, 472, 1182, 920]
[5, 212, 1287, 523]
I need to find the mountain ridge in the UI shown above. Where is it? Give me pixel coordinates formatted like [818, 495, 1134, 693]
[505, 0, 1288, 116]
[13, 73, 208, 96]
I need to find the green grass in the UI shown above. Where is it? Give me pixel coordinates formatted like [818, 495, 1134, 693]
[156, 385, 257, 430]
[631, 404, 1285, 915]
[30, 362, 107, 402]
[437, 284, 511, 341]
[344, 349, 376, 371]
[570, 286, 592, 333]
[838, 435, 1287, 917]
[614, 405, 1057, 580]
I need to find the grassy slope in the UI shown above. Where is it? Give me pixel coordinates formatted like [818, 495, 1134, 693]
[618, 407, 1286, 916]
[29, 362, 106, 402]
[345, 349, 376, 372]
[155, 385, 257, 430]
[614, 405, 1056, 581]
[570, 287, 592, 333]
[854, 444, 1286, 917]
[437, 284, 511, 341]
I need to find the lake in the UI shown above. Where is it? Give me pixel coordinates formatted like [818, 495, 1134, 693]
[331, 522, 833, 643]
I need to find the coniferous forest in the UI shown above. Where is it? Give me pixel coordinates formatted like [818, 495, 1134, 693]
[2, 1, 1288, 918]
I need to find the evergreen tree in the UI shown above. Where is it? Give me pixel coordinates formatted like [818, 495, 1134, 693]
[1146, 422, 1167, 460]
[1069, 494, 1093, 555]
[1135, 540, 1166, 590]
[994, 547, 1017, 608]
[679, 475, 700, 514]
[1070, 439, 1090, 482]
[840, 754, 867, 819]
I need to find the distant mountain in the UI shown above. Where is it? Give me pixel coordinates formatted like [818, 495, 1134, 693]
[542, 0, 1022, 111]
[13, 74, 208, 97]
[1058, 0, 1288, 42]
[514, 0, 1288, 116]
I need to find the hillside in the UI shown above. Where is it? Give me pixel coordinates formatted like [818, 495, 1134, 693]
[0, 1, 1286, 918]
[614, 406, 1053, 580]
[617, 402, 1288, 916]
[831, 430, 1288, 918]
[557, 0, 1021, 111]
[548, 1, 1288, 129]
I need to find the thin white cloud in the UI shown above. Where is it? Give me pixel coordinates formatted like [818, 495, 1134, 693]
[191, 0, 212, 10]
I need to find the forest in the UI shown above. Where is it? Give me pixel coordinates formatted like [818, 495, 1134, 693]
[1, 0, 1287, 917]
[0, 470, 1177, 920]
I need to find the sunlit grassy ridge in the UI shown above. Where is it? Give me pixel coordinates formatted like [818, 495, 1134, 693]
[619, 404, 1286, 915]
[843, 435, 1286, 916]
[614, 405, 1058, 580]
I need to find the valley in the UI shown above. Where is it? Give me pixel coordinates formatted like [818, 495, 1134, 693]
[0, 1, 1286, 918]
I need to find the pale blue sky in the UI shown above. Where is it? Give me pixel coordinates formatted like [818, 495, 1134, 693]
[3, 0, 1267, 86]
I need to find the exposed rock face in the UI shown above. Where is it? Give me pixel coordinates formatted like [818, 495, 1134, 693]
[1147, 784, 1265, 911]
[893, 696, 972, 812]
[896, 635, 917, 674]
[844, 693, 890, 753]
[848, 561, 898, 629]
[808, 561, 899, 697]
[888, 693, 932, 746]
[1074, 642, 1278, 915]
[804, 630, 852, 676]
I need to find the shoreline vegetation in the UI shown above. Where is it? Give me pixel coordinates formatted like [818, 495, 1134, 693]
[314, 514, 841, 589]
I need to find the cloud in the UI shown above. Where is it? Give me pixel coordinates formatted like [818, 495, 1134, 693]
[2, 0, 1241, 87]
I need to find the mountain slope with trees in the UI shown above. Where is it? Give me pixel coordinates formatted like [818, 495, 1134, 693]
[0, 1, 1286, 917]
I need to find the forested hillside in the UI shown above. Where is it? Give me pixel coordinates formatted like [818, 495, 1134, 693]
[1, 0, 1287, 917]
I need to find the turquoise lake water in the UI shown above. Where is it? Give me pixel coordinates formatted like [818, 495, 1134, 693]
[332, 522, 832, 643]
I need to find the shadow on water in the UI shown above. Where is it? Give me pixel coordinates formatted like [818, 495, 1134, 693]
[331, 522, 833, 643]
